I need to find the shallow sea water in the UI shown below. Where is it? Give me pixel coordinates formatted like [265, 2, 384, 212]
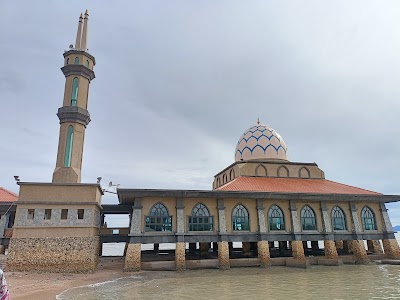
[58, 235, 400, 300]
[57, 264, 400, 300]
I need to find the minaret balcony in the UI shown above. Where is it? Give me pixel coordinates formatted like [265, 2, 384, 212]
[57, 106, 91, 127]
[61, 64, 95, 81]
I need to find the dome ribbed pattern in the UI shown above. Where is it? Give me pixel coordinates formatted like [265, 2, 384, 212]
[235, 123, 288, 161]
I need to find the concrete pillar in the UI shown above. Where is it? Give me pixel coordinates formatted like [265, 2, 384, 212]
[351, 240, 369, 264]
[343, 240, 353, 254]
[175, 242, 186, 271]
[213, 242, 218, 253]
[324, 240, 338, 259]
[311, 241, 319, 251]
[217, 199, 227, 233]
[382, 239, 400, 259]
[367, 240, 383, 254]
[199, 243, 210, 256]
[242, 242, 251, 257]
[218, 241, 230, 270]
[124, 243, 141, 272]
[302, 241, 308, 252]
[189, 243, 196, 253]
[335, 240, 344, 250]
[292, 241, 305, 259]
[256, 199, 267, 233]
[257, 241, 271, 267]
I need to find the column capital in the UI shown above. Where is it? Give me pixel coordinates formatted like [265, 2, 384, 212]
[176, 198, 185, 209]
[289, 200, 297, 211]
[217, 198, 225, 210]
[133, 198, 142, 209]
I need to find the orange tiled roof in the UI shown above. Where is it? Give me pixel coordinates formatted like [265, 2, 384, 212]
[216, 177, 381, 195]
[0, 187, 18, 202]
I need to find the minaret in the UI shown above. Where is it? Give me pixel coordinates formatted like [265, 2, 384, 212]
[52, 10, 95, 183]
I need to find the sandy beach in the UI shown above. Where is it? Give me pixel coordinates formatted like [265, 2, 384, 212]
[6, 257, 128, 300]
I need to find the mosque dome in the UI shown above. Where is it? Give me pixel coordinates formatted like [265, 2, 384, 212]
[235, 121, 288, 162]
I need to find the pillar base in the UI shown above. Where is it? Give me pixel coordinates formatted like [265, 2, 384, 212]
[218, 241, 230, 270]
[175, 242, 186, 271]
[292, 240, 305, 260]
[367, 240, 383, 254]
[351, 240, 369, 264]
[124, 243, 141, 272]
[257, 241, 271, 268]
[286, 257, 310, 269]
[324, 240, 339, 259]
[383, 239, 400, 259]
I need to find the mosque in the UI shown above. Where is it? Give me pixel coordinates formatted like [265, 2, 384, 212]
[4, 12, 400, 273]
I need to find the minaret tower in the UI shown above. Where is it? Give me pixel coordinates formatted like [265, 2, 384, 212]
[53, 10, 95, 183]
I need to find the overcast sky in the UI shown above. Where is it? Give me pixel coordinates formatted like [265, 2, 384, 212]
[1, 1, 400, 226]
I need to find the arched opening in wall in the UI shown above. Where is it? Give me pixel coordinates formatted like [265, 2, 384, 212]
[223, 174, 227, 184]
[63, 126, 74, 167]
[145, 203, 172, 232]
[216, 177, 220, 187]
[277, 165, 289, 178]
[301, 205, 317, 231]
[332, 206, 347, 231]
[71, 77, 79, 106]
[74, 57, 80, 64]
[229, 168, 235, 180]
[299, 167, 310, 178]
[86, 60, 90, 68]
[361, 206, 377, 231]
[66, 58, 69, 65]
[255, 164, 267, 177]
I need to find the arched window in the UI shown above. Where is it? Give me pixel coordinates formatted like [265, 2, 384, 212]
[332, 206, 346, 230]
[229, 168, 235, 180]
[216, 177, 220, 187]
[362, 206, 376, 230]
[301, 205, 317, 230]
[71, 77, 79, 106]
[145, 203, 172, 232]
[86, 60, 90, 68]
[268, 205, 285, 231]
[74, 57, 80, 64]
[277, 165, 289, 177]
[223, 174, 227, 184]
[66, 58, 69, 65]
[232, 204, 249, 231]
[189, 203, 213, 231]
[64, 126, 74, 167]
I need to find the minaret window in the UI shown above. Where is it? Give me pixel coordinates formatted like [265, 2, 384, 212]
[71, 77, 79, 106]
[74, 57, 80, 64]
[64, 126, 74, 167]
[66, 58, 69, 65]
[86, 60, 90, 68]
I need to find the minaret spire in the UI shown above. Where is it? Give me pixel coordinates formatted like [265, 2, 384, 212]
[75, 13, 83, 50]
[81, 9, 89, 51]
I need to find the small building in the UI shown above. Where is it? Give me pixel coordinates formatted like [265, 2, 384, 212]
[0, 188, 17, 254]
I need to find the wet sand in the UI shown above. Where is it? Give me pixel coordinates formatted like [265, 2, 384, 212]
[6, 257, 127, 300]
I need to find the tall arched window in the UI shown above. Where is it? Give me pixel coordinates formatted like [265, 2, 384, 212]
[362, 206, 376, 230]
[332, 206, 346, 230]
[64, 126, 74, 167]
[301, 205, 317, 230]
[268, 205, 285, 231]
[86, 60, 90, 68]
[71, 77, 79, 106]
[145, 203, 172, 232]
[232, 204, 249, 231]
[66, 58, 69, 65]
[74, 57, 80, 64]
[189, 203, 213, 231]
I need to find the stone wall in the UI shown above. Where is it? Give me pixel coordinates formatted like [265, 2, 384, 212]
[6, 236, 99, 273]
